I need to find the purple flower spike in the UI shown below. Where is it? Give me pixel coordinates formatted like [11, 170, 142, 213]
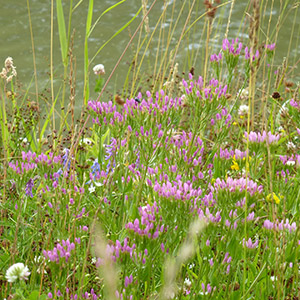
[25, 178, 34, 198]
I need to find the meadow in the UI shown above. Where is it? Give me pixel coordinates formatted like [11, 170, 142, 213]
[1, 0, 300, 299]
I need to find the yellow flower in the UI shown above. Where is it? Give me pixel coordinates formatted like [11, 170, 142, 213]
[231, 156, 239, 170]
[231, 160, 239, 171]
[266, 192, 283, 205]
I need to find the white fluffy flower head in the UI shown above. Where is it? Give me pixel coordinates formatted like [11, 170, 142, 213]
[238, 104, 249, 116]
[93, 64, 105, 75]
[6, 263, 30, 283]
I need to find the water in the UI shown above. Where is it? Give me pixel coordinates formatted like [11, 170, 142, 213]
[1, 0, 299, 104]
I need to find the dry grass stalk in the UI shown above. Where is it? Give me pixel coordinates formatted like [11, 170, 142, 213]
[69, 31, 76, 134]
[93, 223, 118, 300]
[157, 219, 206, 300]
[142, 0, 150, 34]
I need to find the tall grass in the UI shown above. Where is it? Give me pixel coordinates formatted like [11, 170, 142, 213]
[1, 0, 300, 299]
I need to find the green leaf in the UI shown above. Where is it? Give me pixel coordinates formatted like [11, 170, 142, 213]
[26, 290, 39, 300]
[26, 291, 48, 300]
[88, 0, 127, 37]
[56, 0, 68, 65]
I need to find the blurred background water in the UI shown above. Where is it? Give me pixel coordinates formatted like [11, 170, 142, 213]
[1, 0, 299, 105]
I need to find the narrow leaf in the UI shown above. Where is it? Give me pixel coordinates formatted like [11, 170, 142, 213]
[56, 0, 68, 65]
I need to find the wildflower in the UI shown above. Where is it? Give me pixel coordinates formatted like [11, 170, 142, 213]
[90, 158, 101, 181]
[25, 178, 34, 197]
[230, 158, 239, 171]
[244, 130, 280, 144]
[286, 160, 295, 166]
[290, 98, 300, 109]
[93, 64, 105, 75]
[105, 138, 117, 173]
[210, 52, 222, 62]
[222, 38, 242, 55]
[243, 238, 259, 249]
[266, 192, 282, 205]
[80, 138, 93, 146]
[6, 263, 30, 282]
[238, 104, 249, 116]
[0, 57, 17, 82]
[88, 184, 96, 193]
[245, 47, 259, 61]
[287, 141, 296, 150]
[200, 283, 213, 296]
[43, 239, 76, 263]
[266, 43, 276, 51]
[19, 137, 29, 145]
[184, 278, 192, 287]
[238, 88, 249, 99]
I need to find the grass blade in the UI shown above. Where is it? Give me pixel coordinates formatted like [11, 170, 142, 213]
[56, 0, 68, 66]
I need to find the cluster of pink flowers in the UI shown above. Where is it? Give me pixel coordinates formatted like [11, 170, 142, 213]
[222, 38, 243, 55]
[245, 47, 260, 61]
[116, 290, 133, 300]
[200, 282, 214, 295]
[210, 52, 222, 62]
[244, 131, 280, 144]
[263, 218, 297, 233]
[153, 179, 203, 202]
[165, 130, 204, 163]
[290, 98, 300, 109]
[87, 91, 182, 128]
[265, 43, 276, 51]
[182, 76, 228, 100]
[48, 288, 101, 299]
[104, 238, 145, 264]
[126, 202, 165, 239]
[9, 151, 62, 174]
[211, 105, 232, 126]
[211, 177, 263, 196]
[198, 207, 221, 223]
[222, 252, 232, 274]
[21, 151, 61, 165]
[215, 147, 249, 160]
[9, 160, 37, 174]
[243, 238, 259, 249]
[43, 239, 79, 264]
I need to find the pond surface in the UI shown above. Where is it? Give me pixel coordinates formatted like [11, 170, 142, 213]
[1, 0, 299, 104]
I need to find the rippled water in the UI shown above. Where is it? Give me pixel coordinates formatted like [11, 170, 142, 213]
[1, 1, 299, 103]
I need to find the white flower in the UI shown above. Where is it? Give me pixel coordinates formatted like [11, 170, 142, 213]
[188, 263, 195, 269]
[19, 137, 28, 145]
[184, 278, 192, 287]
[33, 256, 47, 274]
[287, 141, 296, 150]
[199, 291, 208, 296]
[88, 184, 96, 193]
[80, 138, 93, 146]
[238, 88, 249, 99]
[286, 160, 295, 166]
[238, 104, 249, 116]
[6, 263, 30, 283]
[93, 64, 105, 75]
